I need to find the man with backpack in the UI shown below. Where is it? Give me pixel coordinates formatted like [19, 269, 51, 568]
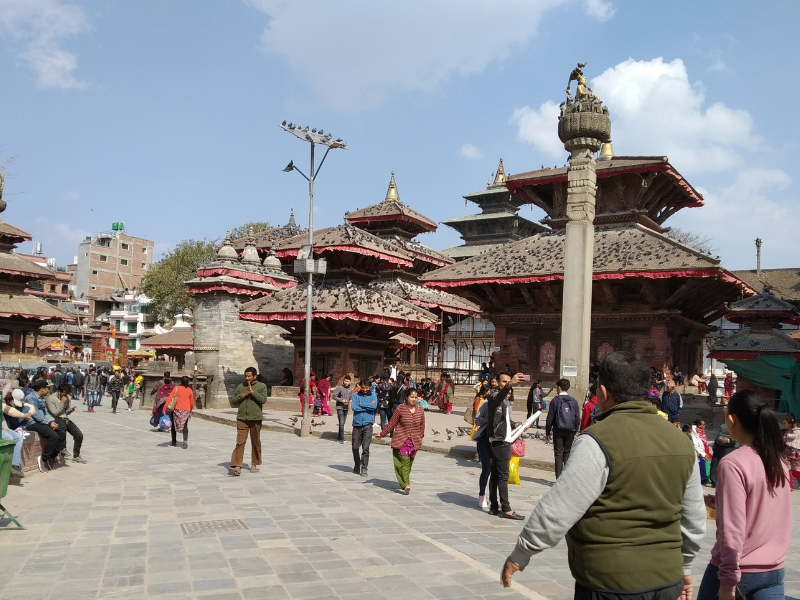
[579, 384, 599, 431]
[545, 378, 580, 478]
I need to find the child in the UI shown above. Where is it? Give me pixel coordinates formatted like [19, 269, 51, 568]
[783, 414, 800, 490]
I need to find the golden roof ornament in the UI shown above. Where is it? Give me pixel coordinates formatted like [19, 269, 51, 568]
[558, 61, 611, 153]
[383, 169, 400, 204]
[492, 157, 506, 186]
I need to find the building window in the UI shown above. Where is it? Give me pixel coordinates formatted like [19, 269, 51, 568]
[49, 285, 56, 292]
[120, 259, 129, 266]
[90, 285, 97, 290]
[142, 248, 148, 254]
[116, 320, 121, 331]
[92, 270, 98, 275]
[128, 338, 137, 350]
[142, 263, 147, 269]
[98, 238, 110, 247]
[61, 285, 68, 294]
[84, 253, 88, 257]
[128, 322, 137, 334]
[99, 255, 107, 262]
[121, 243, 129, 250]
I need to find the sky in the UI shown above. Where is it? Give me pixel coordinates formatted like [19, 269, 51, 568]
[0, 0, 797, 272]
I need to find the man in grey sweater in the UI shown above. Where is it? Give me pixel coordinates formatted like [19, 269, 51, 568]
[502, 352, 706, 600]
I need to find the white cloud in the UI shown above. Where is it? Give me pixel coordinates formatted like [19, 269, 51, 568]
[511, 101, 564, 159]
[245, 0, 566, 110]
[512, 58, 763, 174]
[459, 143, 483, 160]
[34, 219, 91, 264]
[0, 0, 88, 89]
[591, 58, 760, 174]
[670, 169, 795, 269]
[584, 0, 615, 22]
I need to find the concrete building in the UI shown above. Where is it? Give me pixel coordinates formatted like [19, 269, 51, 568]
[71, 223, 154, 303]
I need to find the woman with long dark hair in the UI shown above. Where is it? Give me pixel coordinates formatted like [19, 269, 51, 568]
[697, 390, 791, 600]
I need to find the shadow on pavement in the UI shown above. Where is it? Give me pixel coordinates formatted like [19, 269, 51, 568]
[328, 464, 354, 473]
[436, 491, 483, 510]
[369, 479, 401, 492]
[521, 476, 554, 487]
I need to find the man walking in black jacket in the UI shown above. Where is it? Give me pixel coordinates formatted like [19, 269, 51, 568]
[545, 379, 580, 478]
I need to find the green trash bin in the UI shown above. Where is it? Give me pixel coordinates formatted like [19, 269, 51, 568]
[0, 439, 12, 499]
[0, 438, 24, 529]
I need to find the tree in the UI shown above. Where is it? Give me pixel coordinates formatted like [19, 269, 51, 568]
[229, 221, 271, 240]
[665, 228, 717, 255]
[142, 239, 217, 325]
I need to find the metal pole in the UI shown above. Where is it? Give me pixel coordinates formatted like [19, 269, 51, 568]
[300, 142, 315, 438]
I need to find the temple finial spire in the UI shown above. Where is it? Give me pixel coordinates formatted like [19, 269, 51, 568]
[384, 169, 400, 203]
[492, 157, 506, 186]
[288, 209, 296, 227]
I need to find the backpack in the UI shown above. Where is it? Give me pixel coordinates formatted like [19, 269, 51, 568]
[586, 398, 601, 427]
[556, 395, 578, 430]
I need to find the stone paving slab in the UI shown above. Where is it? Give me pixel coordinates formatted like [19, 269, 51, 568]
[1, 408, 799, 600]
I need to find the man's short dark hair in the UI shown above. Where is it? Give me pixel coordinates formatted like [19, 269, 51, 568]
[598, 352, 650, 404]
[498, 370, 512, 379]
[244, 367, 257, 377]
[164, 371, 170, 378]
[556, 378, 570, 391]
[343, 374, 351, 380]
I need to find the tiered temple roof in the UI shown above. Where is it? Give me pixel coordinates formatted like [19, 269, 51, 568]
[442, 158, 547, 260]
[369, 278, 480, 317]
[141, 329, 194, 350]
[239, 278, 438, 332]
[345, 171, 437, 239]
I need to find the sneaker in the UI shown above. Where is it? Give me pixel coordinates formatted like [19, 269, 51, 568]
[499, 511, 525, 520]
[479, 495, 488, 509]
[46, 458, 56, 470]
[112, 410, 116, 414]
[87, 408, 94, 413]
[72, 455, 87, 464]
[10, 465, 24, 478]
[182, 442, 188, 449]
[60, 449, 71, 458]
[360, 470, 368, 477]
[127, 408, 132, 412]
[37, 456, 49, 473]
[352, 467, 360, 474]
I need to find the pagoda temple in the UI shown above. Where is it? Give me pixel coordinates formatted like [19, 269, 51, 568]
[0, 179, 72, 354]
[441, 158, 547, 261]
[231, 210, 305, 254]
[238, 173, 480, 381]
[186, 230, 297, 408]
[709, 290, 800, 415]
[422, 153, 753, 381]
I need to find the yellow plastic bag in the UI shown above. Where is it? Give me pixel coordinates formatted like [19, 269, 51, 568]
[508, 456, 521, 485]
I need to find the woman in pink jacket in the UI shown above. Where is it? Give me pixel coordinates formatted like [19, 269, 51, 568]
[697, 390, 790, 600]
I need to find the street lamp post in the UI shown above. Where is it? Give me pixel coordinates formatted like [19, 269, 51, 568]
[281, 122, 346, 438]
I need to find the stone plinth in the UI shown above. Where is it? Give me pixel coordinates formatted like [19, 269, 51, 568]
[193, 293, 293, 409]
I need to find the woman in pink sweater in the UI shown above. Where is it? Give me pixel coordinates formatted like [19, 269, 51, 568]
[697, 390, 791, 600]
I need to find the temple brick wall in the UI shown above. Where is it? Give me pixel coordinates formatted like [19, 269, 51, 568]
[194, 294, 293, 409]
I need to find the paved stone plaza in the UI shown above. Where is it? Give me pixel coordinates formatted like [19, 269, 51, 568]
[2, 410, 800, 600]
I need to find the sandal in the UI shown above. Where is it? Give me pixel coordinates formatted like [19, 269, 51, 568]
[250, 466, 259, 473]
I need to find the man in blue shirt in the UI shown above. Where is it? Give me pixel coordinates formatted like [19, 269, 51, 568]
[351, 379, 377, 477]
[25, 380, 67, 472]
[660, 380, 683, 423]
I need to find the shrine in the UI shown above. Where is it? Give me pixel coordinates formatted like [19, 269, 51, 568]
[238, 173, 480, 382]
[422, 152, 753, 381]
[185, 230, 297, 408]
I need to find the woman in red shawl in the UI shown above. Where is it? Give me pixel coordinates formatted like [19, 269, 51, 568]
[723, 372, 734, 403]
[315, 374, 332, 416]
[298, 371, 317, 414]
[150, 374, 174, 430]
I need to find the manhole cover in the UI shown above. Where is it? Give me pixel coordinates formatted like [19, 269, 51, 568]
[180, 519, 249, 535]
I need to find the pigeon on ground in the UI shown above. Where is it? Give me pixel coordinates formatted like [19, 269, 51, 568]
[431, 429, 440, 435]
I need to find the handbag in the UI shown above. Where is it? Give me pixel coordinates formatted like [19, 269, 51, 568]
[511, 438, 526, 457]
[463, 404, 474, 424]
[166, 389, 178, 412]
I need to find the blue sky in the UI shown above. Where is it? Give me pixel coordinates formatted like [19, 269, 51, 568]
[0, 0, 797, 271]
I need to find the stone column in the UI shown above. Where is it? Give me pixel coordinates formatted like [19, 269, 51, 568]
[555, 66, 611, 403]
[559, 146, 598, 402]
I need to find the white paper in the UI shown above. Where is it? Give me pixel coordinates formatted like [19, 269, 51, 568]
[508, 411, 540, 443]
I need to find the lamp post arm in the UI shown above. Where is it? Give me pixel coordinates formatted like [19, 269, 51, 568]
[313, 146, 333, 179]
[291, 165, 310, 182]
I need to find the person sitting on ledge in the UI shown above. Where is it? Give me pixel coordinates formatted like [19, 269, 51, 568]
[2, 389, 33, 478]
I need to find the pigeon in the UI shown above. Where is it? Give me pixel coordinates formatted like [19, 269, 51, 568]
[446, 428, 455, 435]
[289, 417, 298, 424]
[447, 435, 452, 441]
[319, 420, 326, 426]
[282, 120, 287, 126]
[456, 429, 465, 437]
[431, 429, 440, 435]
[311, 419, 316, 426]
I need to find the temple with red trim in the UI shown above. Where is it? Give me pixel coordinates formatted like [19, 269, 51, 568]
[422, 151, 753, 381]
[0, 197, 73, 356]
[238, 172, 480, 382]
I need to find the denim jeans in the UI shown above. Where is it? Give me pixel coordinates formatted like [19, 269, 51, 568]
[336, 406, 348, 442]
[476, 435, 492, 496]
[697, 563, 785, 600]
[86, 390, 97, 409]
[1, 428, 24, 467]
[379, 407, 391, 431]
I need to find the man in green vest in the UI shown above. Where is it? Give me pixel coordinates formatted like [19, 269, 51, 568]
[501, 351, 706, 600]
